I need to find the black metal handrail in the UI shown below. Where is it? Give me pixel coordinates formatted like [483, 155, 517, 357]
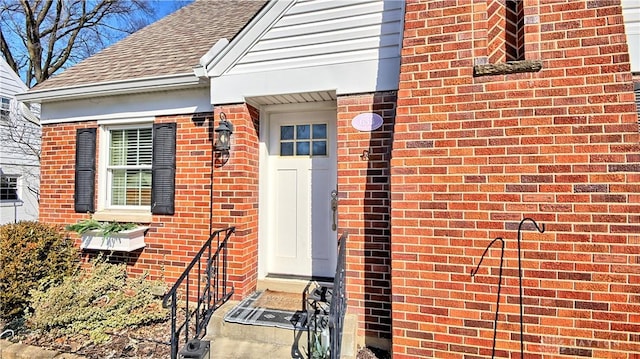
[329, 231, 348, 358]
[162, 226, 235, 359]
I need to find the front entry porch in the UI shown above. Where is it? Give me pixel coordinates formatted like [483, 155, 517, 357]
[205, 278, 351, 359]
[162, 228, 350, 359]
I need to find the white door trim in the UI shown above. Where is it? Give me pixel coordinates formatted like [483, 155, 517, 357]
[257, 101, 337, 280]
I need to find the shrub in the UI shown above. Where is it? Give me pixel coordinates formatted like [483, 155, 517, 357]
[0, 221, 78, 319]
[28, 257, 167, 344]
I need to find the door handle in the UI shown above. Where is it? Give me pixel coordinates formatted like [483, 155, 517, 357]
[330, 190, 338, 231]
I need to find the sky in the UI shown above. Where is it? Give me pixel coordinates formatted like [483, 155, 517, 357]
[153, 1, 193, 20]
[1, 0, 194, 85]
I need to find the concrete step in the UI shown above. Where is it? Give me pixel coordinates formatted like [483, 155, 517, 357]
[206, 300, 310, 347]
[204, 281, 352, 359]
[205, 298, 313, 359]
[207, 337, 303, 359]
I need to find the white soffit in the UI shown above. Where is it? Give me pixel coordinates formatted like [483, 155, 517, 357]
[246, 90, 336, 107]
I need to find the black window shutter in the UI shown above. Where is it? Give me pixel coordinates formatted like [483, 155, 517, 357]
[151, 123, 176, 215]
[74, 128, 97, 213]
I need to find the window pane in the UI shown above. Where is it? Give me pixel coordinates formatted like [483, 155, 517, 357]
[111, 170, 126, 205]
[312, 141, 327, 156]
[0, 98, 9, 121]
[297, 125, 310, 139]
[110, 169, 151, 206]
[312, 124, 327, 139]
[110, 130, 124, 166]
[296, 141, 310, 155]
[140, 171, 152, 205]
[107, 126, 152, 208]
[0, 176, 18, 200]
[281, 142, 294, 156]
[125, 128, 153, 166]
[281, 126, 294, 140]
[138, 128, 153, 165]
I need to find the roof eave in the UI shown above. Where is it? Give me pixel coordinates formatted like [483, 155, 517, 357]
[16, 73, 205, 104]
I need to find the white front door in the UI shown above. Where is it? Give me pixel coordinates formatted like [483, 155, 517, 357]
[266, 110, 337, 278]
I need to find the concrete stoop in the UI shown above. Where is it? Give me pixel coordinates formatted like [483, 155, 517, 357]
[0, 339, 85, 359]
[205, 303, 358, 359]
[205, 300, 309, 359]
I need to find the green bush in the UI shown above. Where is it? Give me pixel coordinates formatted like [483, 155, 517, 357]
[27, 257, 167, 344]
[0, 221, 78, 319]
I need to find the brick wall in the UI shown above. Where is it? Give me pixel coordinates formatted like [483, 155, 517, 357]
[40, 112, 217, 286]
[392, 0, 639, 358]
[40, 121, 95, 227]
[211, 104, 260, 299]
[337, 92, 396, 348]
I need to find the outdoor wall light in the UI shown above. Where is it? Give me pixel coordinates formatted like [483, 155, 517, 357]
[214, 112, 233, 154]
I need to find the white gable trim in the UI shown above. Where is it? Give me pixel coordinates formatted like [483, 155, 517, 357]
[16, 73, 204, 104]
[204, 0, 296, 77]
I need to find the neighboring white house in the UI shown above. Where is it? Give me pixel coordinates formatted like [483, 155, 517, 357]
[0, 57, 40, 224]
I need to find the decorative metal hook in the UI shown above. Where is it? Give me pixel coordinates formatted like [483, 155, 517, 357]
[516, 217, 545, 358]
[471, 237, 505, 359]
[471, 217, 545, 359]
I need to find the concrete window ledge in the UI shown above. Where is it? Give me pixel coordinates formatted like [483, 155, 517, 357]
[92, 210, 152, 223]
[474, 59, 543, 77]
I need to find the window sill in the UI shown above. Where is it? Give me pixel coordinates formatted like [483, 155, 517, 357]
[92, 210, 152, 223]
[473, 60, 543, 77]
[0, 200, 23, 207]
[80, 226, 149, 252]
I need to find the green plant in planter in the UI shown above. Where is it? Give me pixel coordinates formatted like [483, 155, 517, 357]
[66, 218, 137, 237]
[310, 326, 330, 359]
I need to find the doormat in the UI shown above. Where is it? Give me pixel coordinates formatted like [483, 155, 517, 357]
[223, 291, 307, 330]
[254, 289, 304, 311]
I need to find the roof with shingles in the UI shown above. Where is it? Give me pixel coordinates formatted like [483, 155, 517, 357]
[33, 0, 267, 91]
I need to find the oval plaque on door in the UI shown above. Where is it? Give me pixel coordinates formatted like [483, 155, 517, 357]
[352, 113, 383, 132]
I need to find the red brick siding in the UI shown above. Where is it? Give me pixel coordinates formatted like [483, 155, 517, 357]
[40, 122, 96, 227]
[211, 104, 260, 299]
[337, 92, 396, 346]
[477, 0, 541, 64]
[393, 0, 639, 358]
[487, 0, 509, 63]
[40, 113, 217, 287]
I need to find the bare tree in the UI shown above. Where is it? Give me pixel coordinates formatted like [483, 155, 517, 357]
[0, 0, 160, 87]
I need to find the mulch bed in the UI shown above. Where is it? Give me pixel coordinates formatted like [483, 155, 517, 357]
[357, 346, 391, 359]
[5, 315, 391, 359]
[18, 318, 173, 359]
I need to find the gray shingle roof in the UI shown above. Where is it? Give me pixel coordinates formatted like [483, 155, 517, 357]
[33, 0, 266, 91]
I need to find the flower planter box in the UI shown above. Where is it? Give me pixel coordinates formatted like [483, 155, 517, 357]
[80, 226, 148, 252]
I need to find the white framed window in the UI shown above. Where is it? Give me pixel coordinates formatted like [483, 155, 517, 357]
[0, 175, 19, 201]
[100, 124, 153, 210]
[0, 97, 10, 121]
[279, 123, 328, 157]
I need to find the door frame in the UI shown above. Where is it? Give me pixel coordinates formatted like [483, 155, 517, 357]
[257, 101, 338, 280]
